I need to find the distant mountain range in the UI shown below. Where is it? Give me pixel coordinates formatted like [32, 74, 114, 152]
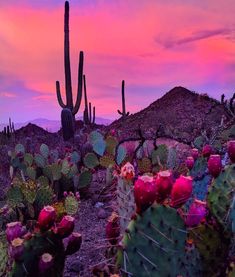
[0, 117, 112, 133]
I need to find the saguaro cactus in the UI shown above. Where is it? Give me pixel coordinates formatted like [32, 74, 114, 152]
[56, 1, 84, 140]
[83, 75, 96, 125]
[117, 80, 129, 118]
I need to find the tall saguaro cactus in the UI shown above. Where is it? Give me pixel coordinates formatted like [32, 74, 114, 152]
[118, 80, 129, 118]
[56, 1, 84, 140]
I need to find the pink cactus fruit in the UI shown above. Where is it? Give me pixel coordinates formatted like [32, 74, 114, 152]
[208, 154, 222, 178]
[63, 191, 68, 197]
[120, 162, 135, 180]
[191, 148, 199, 160]
[202, 144, 213, 158]
[134, 175, 157, 214]
[171, 175, 193, 208]
[6, 222, 23, 242]
[75, 192, 80, 201]
[228, 140, 235, 163]
[155, 170, 173, 203]
[185, 157, 195, 170]
[10, 238, 24, 261]
[65, 232, 82, 255]
[56, 215, 75, 238]
[38, 206, 56, 231]
[106, 212, 120, 245]
[39, 253, 54, 273]
[185, 200, 207, 227]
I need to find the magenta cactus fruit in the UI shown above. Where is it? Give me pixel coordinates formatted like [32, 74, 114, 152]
[185, 200, 207, 227]
[65, 232, 82, 255]
[134, 175, 157, 214]
[39, 253, 54, 273]
[185, 156, 195, 170]
[228, 140, 235, 163]
[106, 212, 120, 245]
[6, 221, 23, 242]
[155, 170, 173, 203]
[208, 154, 222, 178]
[170, 175, 193, 208]
[120, 162, 135, 180]
[57, 215, 75, 238]
[63, 191, 68, 197]
[191, 148, 199, 160]
[38, 206, 56, 231]
[10, 238, 24, 261]
[75, 191, 81, 200]
[202, 144, 213, 158]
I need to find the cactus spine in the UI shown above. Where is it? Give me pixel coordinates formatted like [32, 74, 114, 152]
[117, 80, 129, 118]
[56, 1, 84, 139]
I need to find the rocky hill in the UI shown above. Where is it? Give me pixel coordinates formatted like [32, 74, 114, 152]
[108, 86, 228, 143]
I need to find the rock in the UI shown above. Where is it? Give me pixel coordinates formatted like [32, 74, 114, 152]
[69, 260, 83, 273]
[97, 208, 107, 219]
[94, 202, 104, 208]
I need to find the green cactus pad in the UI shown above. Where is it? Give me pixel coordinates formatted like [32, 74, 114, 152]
[118, 204, 202, 277]
[0, 233, 8, 276]
[24, 153, 34, 167]
[65, 195, 79, 215]
[78, 170, 92, 189]
[190, 157, 208, 179]
[117, 177, 135, 234]
[100, 154, 115, 168]
[40, 143, 49, 159]
[117, 145, 126, 165]
[137, 157, 152, 173]
[151, 144, 168, 166]
[34, 154, 46, 168]
[7, 186, 24, 208]
[51, 163, 62, 181]
[61, 159, 70, 175]
[21, 181, 37, 204]
[15, 143, 25, 155]
[34, 186, 53, 211]
[89, 130, 104, 144]
[26, 166, 36, 180]
[207, 165, 235, 232]
[71, 151, 80, 163]
[106, 136, 118, 155]
[93, 139, 106, 156]
[43, 165, 53, 182]
[67, 164, 78, 179]
[36, 176, 49, 187]
[84, 153, 99, 169]
[193, 136, 206, 150]
[189, 224, 229, 276]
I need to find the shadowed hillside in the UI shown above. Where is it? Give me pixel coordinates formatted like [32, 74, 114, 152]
[108, 86, 228, 142]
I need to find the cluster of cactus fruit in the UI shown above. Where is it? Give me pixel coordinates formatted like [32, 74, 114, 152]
[4, 205, 82, 276]
[104, 139, 235, 276]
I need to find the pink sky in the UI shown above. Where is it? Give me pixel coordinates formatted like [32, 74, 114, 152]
[0, 0, 235, 123]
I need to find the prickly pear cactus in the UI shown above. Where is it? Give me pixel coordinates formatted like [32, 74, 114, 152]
[190, 157, 208, 179]
[117, 204, 202, 277]
[34, 186, 53, 211]
[0, 233, 8, 276]
[65, 195, 79, 215]
[84, 153, 99, 169]
[207, 164, 235, 232]
[151, 144, 168, 166]
[78, 170, 92, 189]
[189, 224, 229, 276]
[137, 157, 152, 174]
[116, 178, 135, 234]
[100, 154, 115, 168]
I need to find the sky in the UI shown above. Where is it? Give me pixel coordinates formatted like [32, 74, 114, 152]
[0, 0, 235, 123]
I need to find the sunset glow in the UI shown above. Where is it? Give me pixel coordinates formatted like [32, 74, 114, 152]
[0, 0, 235, 122]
